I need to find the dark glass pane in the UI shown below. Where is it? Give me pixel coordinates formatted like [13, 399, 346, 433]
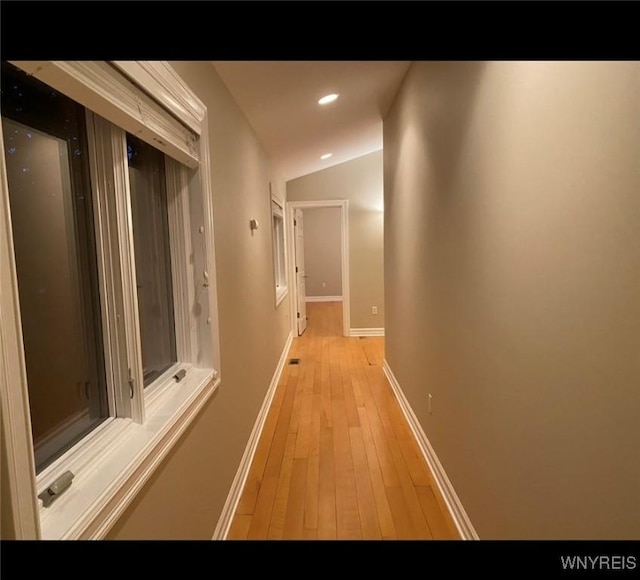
[1, 62, 108, 472]
[127, 134, 177, 386]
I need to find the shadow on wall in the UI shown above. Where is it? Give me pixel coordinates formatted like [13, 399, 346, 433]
[415, 61, 487, 198]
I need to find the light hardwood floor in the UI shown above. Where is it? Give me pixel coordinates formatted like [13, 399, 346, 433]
[227, 301, 459, 540]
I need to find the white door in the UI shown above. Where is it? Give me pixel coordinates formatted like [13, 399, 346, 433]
[294, 208, 307, 335]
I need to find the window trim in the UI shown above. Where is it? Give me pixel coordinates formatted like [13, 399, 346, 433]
[0, 61, 221, 539]
[110, 61, 205, 136]
[88, 112, 147, 423]
[271, 184, 288, 307]
[0, 119, 41, 539]
[10, 61, 200, 169]
[165, 157, 198, 366]
[85, 111, 135, 420]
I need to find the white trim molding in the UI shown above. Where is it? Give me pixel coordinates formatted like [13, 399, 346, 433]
[306, 296, 343, 303]
[286, 200, 350, 337]
[37, 369, 219, 539]
[350, 328, 385, 337]
[198, 109, 222, 380]
[9, 61, 200, 169]
[213, 331, 294, 540]
[271, 194, 288, 308]
[382, 360, 479, 540]
[0, 120, 40, 539]
[1, 61, 222, 540]
[110, 61, 205, 136]
[79, 370, 219, 539]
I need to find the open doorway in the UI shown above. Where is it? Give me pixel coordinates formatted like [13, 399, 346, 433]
[286, 200, 350, 337]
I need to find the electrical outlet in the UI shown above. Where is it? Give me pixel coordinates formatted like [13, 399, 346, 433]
[372, 306, 378, 315]
[428, 393, 433, 414]
[322, 282, 326, 288]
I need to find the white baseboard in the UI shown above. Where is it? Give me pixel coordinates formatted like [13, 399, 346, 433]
[382, 360, 479, 540]
[212, 331, 294, 540]
[305, 296, 343, 303]
[350, 328, 385, 337]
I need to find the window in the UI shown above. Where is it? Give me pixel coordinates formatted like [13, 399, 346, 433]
[271, 195, 287, 306]
[127, 134, 177, 386]
[0, 61, 220, 539]
[2, 65, 108, 473]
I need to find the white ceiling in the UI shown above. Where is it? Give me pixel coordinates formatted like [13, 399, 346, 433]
[212, 61, 411, 182]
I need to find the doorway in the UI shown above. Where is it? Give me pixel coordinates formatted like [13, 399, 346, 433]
[286, 200, 350, 337]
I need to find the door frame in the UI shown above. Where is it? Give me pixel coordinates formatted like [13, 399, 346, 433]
[286, 200, 350, 337]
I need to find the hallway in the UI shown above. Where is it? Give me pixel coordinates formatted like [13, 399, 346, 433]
[228, 302, 459, 540]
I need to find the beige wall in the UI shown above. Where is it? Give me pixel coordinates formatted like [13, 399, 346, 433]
[384, 61, 640, 539]
[104, 62, 291, 539]
[302, 207, 342, 297]
[287, 151, 384, 330]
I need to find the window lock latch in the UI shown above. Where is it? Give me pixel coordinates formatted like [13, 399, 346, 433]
[38, 470, 75, 508]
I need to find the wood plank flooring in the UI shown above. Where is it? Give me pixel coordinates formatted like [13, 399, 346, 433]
[228, 301, 459, 540]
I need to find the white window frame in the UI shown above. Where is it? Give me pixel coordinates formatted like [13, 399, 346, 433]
[270, 184, 288, 307]
[0, 61, 221, 540]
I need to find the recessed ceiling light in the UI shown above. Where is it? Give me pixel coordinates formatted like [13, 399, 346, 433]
[320, 153, 332, 160]
[318, 93, 339, 105]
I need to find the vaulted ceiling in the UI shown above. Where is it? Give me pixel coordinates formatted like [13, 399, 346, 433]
[212, 61, 411, 182]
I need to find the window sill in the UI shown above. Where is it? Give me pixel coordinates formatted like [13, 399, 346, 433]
[37, 367, 220, 540]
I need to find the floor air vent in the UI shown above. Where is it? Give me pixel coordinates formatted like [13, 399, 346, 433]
[289, 358, 300, 365]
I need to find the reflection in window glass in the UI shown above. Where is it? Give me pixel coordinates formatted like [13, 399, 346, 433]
[127, 134, 177, 386]
[1, 62, 108, 472]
